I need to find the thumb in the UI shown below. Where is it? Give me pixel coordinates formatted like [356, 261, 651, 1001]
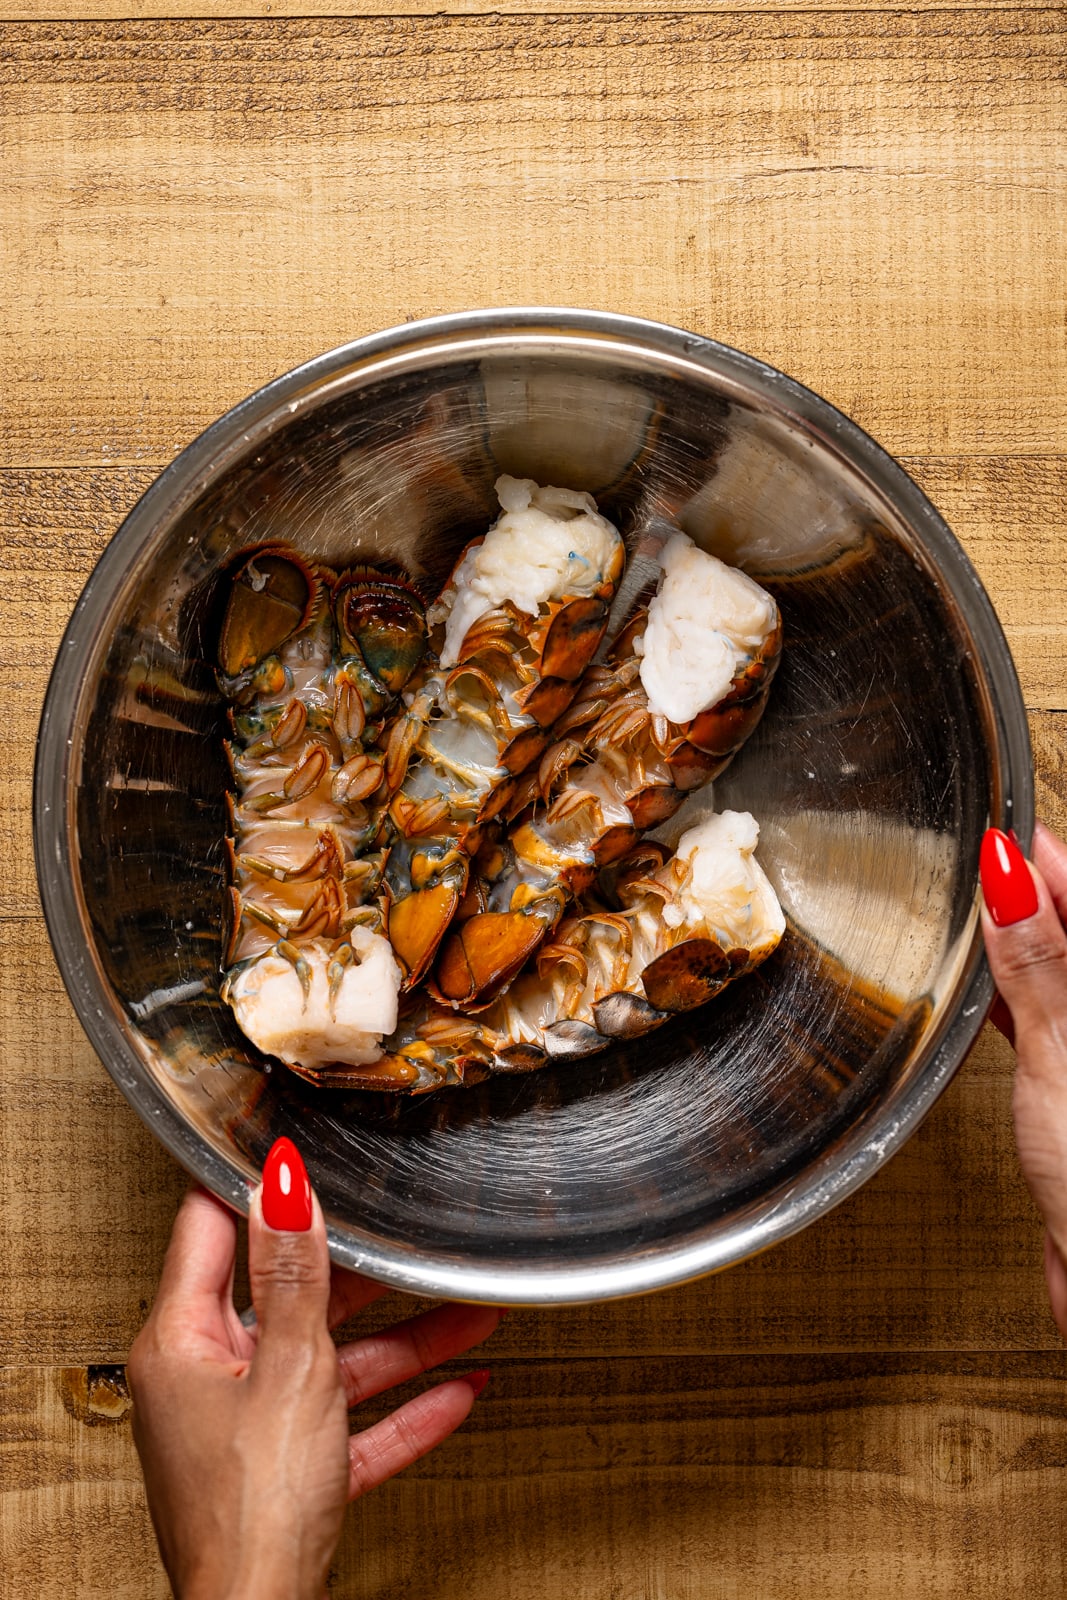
[980, 829, 1067, 1033]
[248, 1137, 331, 1361]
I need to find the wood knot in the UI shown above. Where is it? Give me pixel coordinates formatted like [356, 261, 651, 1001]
[58, 1365, 132, 1427]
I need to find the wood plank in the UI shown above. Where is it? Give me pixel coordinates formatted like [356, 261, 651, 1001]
[903, 457, 1067, 712]
[0, 906, 1057, 1360]
[0, 1365, 165, 1599]
[2, 13, 1065, 467]
[0, 0, 1051, 18]
[1033, 712, 1067, 821]
[0, 935, 189, 1361]
[3, 459, 1065, 924]
[344, 1354, 1067, 1600]
[5, 1355, 1067, 1598]
[0, 468, 157, 922]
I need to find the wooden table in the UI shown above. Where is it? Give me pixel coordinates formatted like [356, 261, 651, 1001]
[2, 5, 1066, 1594]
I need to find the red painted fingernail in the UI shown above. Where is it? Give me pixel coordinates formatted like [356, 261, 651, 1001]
[462, 1368, 491, 1398]
[980, 828, 1039, 928]
[261, 1137, 313, 1232]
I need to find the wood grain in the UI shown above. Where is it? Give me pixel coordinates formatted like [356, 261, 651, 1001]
[905, 457, 1067, 712]
[345, 1353, 1067, 1600]
[6, 1355, 1067, 1598]
[3, 13, 1065, 467]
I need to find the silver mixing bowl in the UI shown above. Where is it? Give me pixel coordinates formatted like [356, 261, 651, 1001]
[34, 309, 1032, 1304]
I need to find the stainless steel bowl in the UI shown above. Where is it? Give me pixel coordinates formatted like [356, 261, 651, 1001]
[34, 309, 1032, 1304]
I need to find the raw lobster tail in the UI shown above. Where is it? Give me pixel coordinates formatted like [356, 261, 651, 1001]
[380, 476, 625, 990]
[216, 499, 786, 1096]
[372, 810, 786, 1093]
[431, 536, 783, 1011]
[219, 550, 428, 1083]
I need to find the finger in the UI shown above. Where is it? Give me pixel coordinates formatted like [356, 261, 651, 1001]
[235, 1258, 387, 1342]
[248, 1138, 331, 1362]
[327, 1268, 391, 1332]
[980, 831, 1067, 1033]
[337, 1303, 504, 1406]
[347, 1371, 489, 1500]
[981, 888, 1067, 1031]
[1034, 821, 1067, 924]
[153, 1186, 238, 1318]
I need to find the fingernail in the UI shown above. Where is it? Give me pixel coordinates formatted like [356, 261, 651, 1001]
[262, 1136, 313, 1232]
[980, 828, 1039, 927]
[462, 1368, 491, 1398]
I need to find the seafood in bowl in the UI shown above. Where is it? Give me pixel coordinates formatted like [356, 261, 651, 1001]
[217, 476, 784, 1092]
[35, 309, 1030, 1302]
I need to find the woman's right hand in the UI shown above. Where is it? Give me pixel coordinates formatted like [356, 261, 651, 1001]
[980, 821, 1067, 1336]
[129, 1140, 502, 1600]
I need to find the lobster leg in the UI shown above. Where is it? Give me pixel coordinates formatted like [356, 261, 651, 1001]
[431, 905, 557, 1009]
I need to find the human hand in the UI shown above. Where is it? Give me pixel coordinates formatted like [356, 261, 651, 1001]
[128, 1138, 502, 1600]
[980, 822, 1067, 1337]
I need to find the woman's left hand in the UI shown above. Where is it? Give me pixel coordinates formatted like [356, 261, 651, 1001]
[128, 1138, 502, 1600]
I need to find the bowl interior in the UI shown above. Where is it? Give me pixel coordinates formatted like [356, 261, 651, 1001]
[39, 318, 1030, 1300]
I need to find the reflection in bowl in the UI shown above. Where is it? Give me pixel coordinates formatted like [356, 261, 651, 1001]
[34, 310, 1032, 1303]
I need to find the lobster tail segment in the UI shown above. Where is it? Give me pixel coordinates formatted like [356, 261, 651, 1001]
[381, 477, 625, 990]
[218, 555, 429, 1079]
[378, 807, 786, 1092]
[431, 533, 783, 1011]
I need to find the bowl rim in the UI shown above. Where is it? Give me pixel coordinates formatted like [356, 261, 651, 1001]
[34, 306, 1034, 1304]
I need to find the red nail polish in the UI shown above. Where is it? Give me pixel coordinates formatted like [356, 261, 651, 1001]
[462, 1368, 491, 1398]
[261, 1137, 313, 1232]
[980, 828, 1039, 927]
